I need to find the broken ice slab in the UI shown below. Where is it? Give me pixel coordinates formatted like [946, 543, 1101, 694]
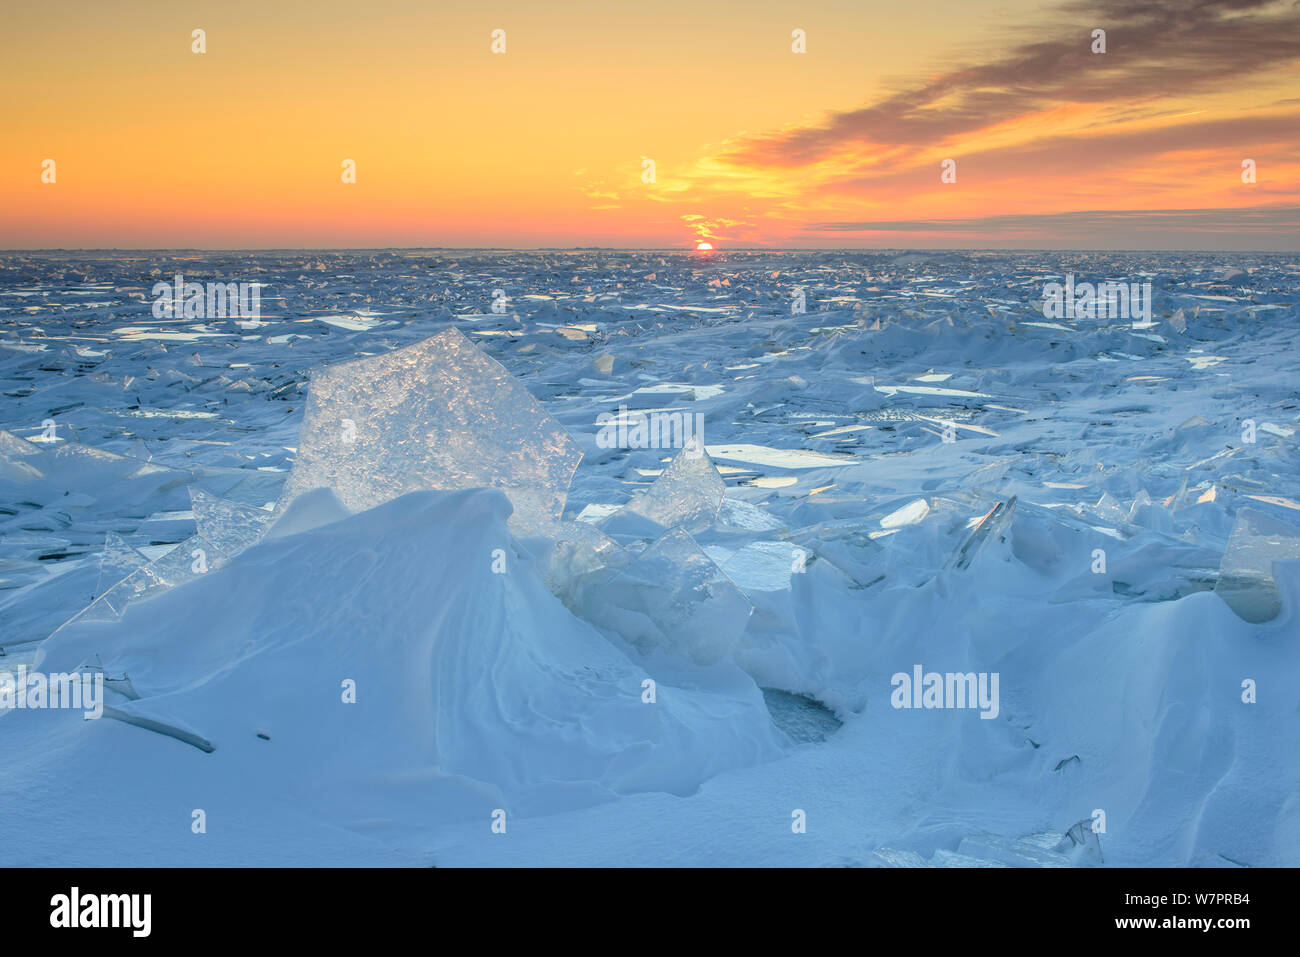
[1214, 507, 1300, 623]
[91, 532, 151, 610]
[711, 541, 812, 595]
[786, 519, 887, 589]
[189, 487, 274, 557]
[946, 497, 1017, 571]
[0, 428, 44, 464]
[609, 440, 725, 534]
[714, 496, 785, 533]
[538, 519, 629, 597]
[577, 527, 751, 665]
[880, 498, 930, 530]
[71, 534, 226, 624]
[277, 328, 582, 537]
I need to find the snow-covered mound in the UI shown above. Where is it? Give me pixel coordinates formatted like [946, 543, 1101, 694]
[0, 487, 780, 864]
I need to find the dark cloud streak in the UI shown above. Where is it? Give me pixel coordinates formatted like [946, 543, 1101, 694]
[723, 0, 1300, 169]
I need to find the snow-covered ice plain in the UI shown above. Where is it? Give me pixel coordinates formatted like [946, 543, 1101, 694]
[1, 249, 1297, 867]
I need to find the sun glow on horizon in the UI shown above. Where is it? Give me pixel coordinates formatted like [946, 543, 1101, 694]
[695, 241, 714, 251]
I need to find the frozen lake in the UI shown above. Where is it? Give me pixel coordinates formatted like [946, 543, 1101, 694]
[1, 249, 1297, 867]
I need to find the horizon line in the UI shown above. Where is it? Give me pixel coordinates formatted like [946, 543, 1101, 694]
[2, 246, 1297, 255]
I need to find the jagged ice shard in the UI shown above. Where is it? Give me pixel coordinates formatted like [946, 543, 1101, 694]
[72, 534, 226, 626]
[94, 532, 150, 601]
[189, 487, 275, 557]
[277, 328, 583, 537]
[610, 440, 725, 534]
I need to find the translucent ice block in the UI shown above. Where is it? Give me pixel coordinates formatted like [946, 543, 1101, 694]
[539, 519, 629, 597]
[75, 534, 226, 624]
[88, 532, 151, 619]
[189, 487, 274, 557]
[579, 527, 751, 665]
[616, 440, 725, 532]
[277, 328, 582, 537]
[718, 541, 812, 595]
[1215, 507, 1300, 623]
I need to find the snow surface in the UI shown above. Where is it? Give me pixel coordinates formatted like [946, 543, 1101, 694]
[1, 249, 1297, 867]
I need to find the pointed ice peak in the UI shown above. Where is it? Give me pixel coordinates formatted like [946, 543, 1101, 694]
[93, 532, 151, 607]
[615, 439, 725, 533]
[189, 487, 275, 557]
[74, 534, 226, 625]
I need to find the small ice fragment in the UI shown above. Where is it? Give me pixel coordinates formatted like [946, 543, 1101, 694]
[1126, 489, 1153, 522]
[575, 503, 622, 524]
[706, 444, 853, 470]
[1214, 507, 1300, 623]
[1093, 492, 1128, 524]
[881, 498, 930, 529]
[95, 531, 150, 593]
[946, 497, 1016, 571]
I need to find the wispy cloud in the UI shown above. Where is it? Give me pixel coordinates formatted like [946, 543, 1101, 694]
[655, 0, 1300, 247]
[721, 0, 1300, 169]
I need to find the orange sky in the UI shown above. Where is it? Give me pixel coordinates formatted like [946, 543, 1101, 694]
[3, 0, 1298, 249]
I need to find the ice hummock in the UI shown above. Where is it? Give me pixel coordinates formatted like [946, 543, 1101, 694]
[15, 488, 782, 851]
